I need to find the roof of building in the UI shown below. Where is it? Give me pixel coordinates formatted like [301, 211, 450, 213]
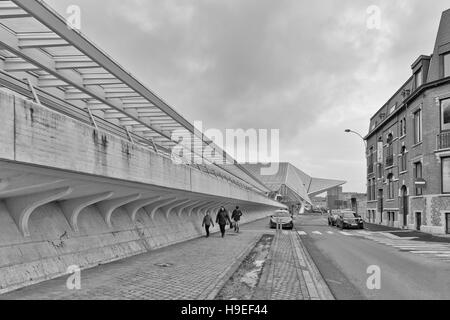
[365, 9, 450, 139]
[0, 0, 271, 194]
[241, 163, 346, 205]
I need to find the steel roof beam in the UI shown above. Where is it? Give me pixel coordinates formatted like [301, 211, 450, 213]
[12, 0, 193, 131]
[37, 78, 67, 87]
[0, 28, 176, 143]
[56, 61, 99, 70]
[0, 7, 30, 19]
[83, 78, 122, 86]
[3, 57, 39, 71]
[18, 32, 70, 48]
[104, 92, 139, 99]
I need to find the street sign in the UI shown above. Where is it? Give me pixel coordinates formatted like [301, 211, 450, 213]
[414, 178, 426, 187]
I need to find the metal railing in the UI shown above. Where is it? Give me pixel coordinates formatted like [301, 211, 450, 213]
[437, 132, 450, 150]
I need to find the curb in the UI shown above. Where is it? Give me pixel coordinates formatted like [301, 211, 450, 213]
[292, 232, 335, 300]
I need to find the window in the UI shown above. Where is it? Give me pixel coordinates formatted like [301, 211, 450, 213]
[386, 134, 394, 167]
[441, 98, 450, 131]
[400, 119, 403, 136]
[414, 162, 423, 196]
[368, 179, 375, 201]
[387, 173, 395, 199]
[442, 157, 450, 194]
[415, 68, 423, 89]
[368, 147, 374, 174]
[400, 146, 407, 172]
[372, 179, 376, 201]
[377, 163, 383, 179]
[403, 117, 407, 136]
[444, 53, 450, 78]
[414, 109, 422, 144]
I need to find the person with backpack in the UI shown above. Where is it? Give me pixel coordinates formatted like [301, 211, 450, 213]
[216, 206, 231, 238]
[231, 206, 243, 233]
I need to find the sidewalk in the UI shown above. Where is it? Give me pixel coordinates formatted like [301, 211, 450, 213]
[1, 220, 266, 300]
[252, 230, 333, 300]
[0, 219, 332, 300]
[364, 222, 450, 243]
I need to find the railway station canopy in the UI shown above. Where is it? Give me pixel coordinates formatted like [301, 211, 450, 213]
[242, 163, 346, 205]
[0, 0, 270, 195]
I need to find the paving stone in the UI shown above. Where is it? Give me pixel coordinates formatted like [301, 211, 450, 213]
[0, 220, 267, 300]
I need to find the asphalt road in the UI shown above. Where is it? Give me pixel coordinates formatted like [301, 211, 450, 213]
[296, 214, 450, 300]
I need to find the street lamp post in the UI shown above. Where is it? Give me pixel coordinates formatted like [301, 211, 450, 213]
[345, 129, 368, 219]
[345, 129, 367, 149]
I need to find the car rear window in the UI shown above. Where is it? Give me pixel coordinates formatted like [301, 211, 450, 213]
[343, 212, 356, 218]
[274, 212, 290, 217]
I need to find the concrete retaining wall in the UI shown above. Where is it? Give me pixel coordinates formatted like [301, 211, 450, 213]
[0, 201, 272, 294]
[0, 91, 277, 207]
[0, 88, 282, 293]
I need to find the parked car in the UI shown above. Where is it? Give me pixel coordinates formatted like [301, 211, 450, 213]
[328, 212, 339, 226]
[269, 210, 294, 230]
[335, 211, 364, 230]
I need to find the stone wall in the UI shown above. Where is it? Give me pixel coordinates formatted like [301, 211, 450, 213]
[409, 195, 449, 234]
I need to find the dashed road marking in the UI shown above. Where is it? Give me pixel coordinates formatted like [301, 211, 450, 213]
[339, 231, 353, 236]
[327, 231, 334, 235]
[312, 231, 322, 235]
[297, 231, 307, 236]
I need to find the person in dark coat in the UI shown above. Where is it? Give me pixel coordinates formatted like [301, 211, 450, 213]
[202, 213, 214, 237]
[231, 206, 243, 233]
[216, 206, 231, 238]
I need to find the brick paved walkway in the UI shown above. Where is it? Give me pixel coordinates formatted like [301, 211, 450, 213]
[1, 219, 334, 300]
[252, 230, 333, 300]
[1, 220, 270, 300]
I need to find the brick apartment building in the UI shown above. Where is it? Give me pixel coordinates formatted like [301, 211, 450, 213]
[365, 9, 450, 235]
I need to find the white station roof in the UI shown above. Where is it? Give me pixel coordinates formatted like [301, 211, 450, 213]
[0, 0, 270, 194]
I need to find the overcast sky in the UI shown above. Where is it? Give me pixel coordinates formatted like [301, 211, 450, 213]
[47, 0, 449, 192]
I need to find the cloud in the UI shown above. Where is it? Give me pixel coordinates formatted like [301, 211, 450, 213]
[45, 0, 450, 191]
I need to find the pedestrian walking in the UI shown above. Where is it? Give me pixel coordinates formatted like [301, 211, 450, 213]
[216, 206, 231, 238]
[202, 212, 214, 238]
[231, 206, 243, 233]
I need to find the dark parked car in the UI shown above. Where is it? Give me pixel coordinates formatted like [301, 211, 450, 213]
[335, 211, 364, 230]
[328, 212, 339, 226]
[270, 210, 294, 230]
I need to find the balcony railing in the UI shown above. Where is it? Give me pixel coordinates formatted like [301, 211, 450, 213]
[437, 132, 450, 150]
[385, 155, 394, 167]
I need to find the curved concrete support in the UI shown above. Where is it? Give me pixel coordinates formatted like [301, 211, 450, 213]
[163, 199, 191, 220]
[208, 202, 227, 216]
[124, 196, 161, 222]
[187, 200, 210, 217]
[5, 187, 73, 237]
[147, 197, 178, 220]
[200, 203, 218, 217]
[178, 199, 202, 218]
[195, 201, 215, 217]
[97, 193, 142, 228]
[205, 203, 218, 216]
[60, 191, 114, 232]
